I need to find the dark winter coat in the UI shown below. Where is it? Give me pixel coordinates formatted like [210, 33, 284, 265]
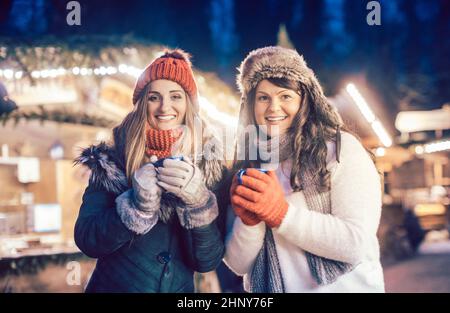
[74, 142, 228, 293]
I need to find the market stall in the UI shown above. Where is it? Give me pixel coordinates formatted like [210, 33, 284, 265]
[0, 37, 239, 291]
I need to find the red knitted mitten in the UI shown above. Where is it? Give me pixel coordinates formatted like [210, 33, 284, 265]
[231, 169, 288, 228]
[230, 174, 261, 226]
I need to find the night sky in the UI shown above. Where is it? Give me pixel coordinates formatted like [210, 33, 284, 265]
[1, 0, 449, 117]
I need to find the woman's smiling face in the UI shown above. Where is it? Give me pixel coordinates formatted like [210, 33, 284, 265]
[147, 79, 187, 130]
[254, 79, 302, 137]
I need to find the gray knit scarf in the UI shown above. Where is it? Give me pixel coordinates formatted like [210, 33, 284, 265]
[249, 133, 354, 293]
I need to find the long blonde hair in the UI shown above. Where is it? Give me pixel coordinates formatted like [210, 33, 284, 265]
[113, 84, 215, 183]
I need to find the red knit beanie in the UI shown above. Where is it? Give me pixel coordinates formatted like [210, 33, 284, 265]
[132, 49, 199, 110]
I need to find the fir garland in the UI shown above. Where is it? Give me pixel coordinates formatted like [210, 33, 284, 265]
[0, 105, 115, 128]
[0, 35, 164, 85]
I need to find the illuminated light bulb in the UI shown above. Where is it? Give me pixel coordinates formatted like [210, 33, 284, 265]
[415, 145, 424, 155]
[375, 147, 385, 157]
[49, 142, 64, 160]
[128, 66, 143, 78]
[106, 66, 117, 75]
[49, 69, 58, 78]
[118, 64, 127, 73]
[3, 69, 13, 79]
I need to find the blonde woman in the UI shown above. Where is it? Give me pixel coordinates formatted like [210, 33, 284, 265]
[74, 49, 226, 292]
[224, 46, 384, 292]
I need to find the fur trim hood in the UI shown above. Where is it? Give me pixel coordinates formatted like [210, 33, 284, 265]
[74, 142, 225, 196]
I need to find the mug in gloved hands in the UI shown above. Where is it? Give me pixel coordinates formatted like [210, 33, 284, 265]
[152, 156, 184, 201]
[156, 156, 210, 207]
[152, 156, 183, 169]
[132, 163, 163, 213]
[236, 168, 269, 185]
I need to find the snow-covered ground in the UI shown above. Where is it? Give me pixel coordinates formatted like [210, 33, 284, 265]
[384, 231, 450, 293]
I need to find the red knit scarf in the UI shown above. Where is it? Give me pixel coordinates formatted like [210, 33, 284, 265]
[145, 125, 183, 159]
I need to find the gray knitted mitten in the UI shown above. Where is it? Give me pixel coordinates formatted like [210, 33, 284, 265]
[156, 158, 218, 229]
[115, 163, 162, 234]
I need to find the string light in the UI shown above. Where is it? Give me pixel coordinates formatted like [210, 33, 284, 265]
[0, 64, 143, 80]
[346, 83, 392, 147]
[0, 65, 238, 127]
[80, 68, 88, 76]
[3, 69, 13, 79]
[423, 140, 450, 154]
[49, 69, 58, 78]
[346, 83, 376, 123]
[414, 140, 450, 155]
[106, 66, 117, 75]
[31, 70, 41, 78]
[57, 68, 66, 76]
[371, 120, 393, 147]
[118, 64, 127, 73]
